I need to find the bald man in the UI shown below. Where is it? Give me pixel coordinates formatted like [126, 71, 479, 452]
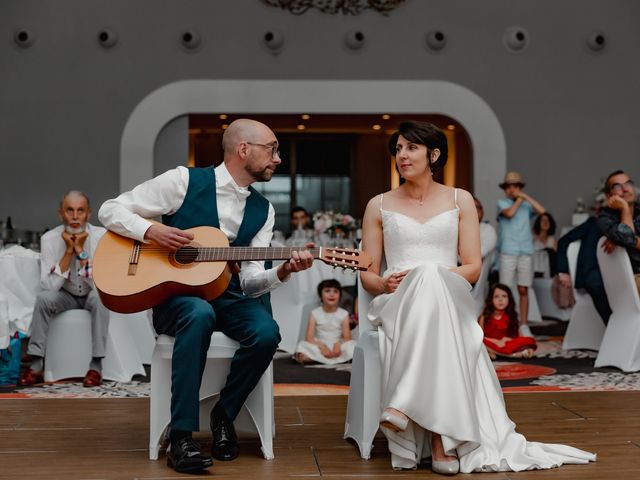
[19, 191, 109, 388]
[100, 119, 314, 473]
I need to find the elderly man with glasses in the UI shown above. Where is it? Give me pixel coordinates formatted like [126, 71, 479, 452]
[597, 169, 640, 293]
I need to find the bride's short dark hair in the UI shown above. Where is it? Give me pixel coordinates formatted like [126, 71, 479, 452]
[388, 121, 449, 174]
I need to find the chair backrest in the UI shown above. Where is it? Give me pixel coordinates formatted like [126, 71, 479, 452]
[471, 250, 495, 295]
[567, 240, 580, 284]
[597, 237, 640, 314]
[357, 242, 386, 335]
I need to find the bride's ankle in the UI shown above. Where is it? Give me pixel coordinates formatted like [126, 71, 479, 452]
[431, 432, 457, 461]
[383, 408, 408, 421]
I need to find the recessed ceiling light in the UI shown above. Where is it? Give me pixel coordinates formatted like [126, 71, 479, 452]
[219, 114, 228, 120]
[372, 124, 382, 130]
[221, 124, 229, 129]
[382, 114, 391, 120]
[297, 124, 306, 130]
[301, 114, 310, 120]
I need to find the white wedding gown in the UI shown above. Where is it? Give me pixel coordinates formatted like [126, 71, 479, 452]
[368, 193, 595, 472]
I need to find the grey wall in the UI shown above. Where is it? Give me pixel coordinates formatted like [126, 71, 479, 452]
[1, 0, 639, 230]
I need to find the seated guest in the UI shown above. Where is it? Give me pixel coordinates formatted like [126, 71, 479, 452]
[474, 196, 497, 259]
[557, 216, 611, 325]
[294, 279, 355, 364]
[19, 191, 108, 387]
[478, 283, 537, 360]
[597, 170, 640, 294]
[532, 212, 558, 278]
[286, 206, 313, 245]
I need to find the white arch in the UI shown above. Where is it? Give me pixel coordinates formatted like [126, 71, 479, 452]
[120, 79, 506, 212]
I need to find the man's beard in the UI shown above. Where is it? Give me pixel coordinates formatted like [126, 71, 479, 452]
[246, 165, 274, 182]
[64, 224, 85, 235]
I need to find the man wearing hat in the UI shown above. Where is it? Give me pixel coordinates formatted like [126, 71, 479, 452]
[497, 172, 546, 337]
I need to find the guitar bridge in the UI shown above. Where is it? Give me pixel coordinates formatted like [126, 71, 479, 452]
[128, 240, 140, 276]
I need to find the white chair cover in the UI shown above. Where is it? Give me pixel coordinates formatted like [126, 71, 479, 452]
[44, 309, 146, 382]
[595, 238, 640, 371]
[562, 241, 605, 351]
[343, 248, 384, 459]
[471, 250, 495, 317]
[149, 333, 275, 461]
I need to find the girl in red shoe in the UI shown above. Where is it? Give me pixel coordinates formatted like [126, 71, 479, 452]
[479, 283, 537, 360]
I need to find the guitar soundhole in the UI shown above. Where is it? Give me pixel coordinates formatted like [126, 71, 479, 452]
[174, 246, 199, 265]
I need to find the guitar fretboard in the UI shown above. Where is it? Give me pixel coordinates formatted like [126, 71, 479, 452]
[193, 246, 322, 262]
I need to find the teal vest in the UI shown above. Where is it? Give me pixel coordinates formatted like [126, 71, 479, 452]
[162, 166, 272, 313]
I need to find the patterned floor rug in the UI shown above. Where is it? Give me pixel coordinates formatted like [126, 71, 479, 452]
[2, 320, 639, 398]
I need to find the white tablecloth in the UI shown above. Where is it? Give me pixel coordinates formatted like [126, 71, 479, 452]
[271, 260, 358, 353]
[0, 246, 41, 349]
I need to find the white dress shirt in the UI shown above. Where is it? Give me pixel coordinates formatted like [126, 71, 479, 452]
[98, 163, 284, 298]
[40, 223, 106, 295]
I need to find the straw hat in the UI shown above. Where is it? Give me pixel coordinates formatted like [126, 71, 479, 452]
[499, 171, 526, 189]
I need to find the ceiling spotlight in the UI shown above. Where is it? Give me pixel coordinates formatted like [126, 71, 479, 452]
[221, 124, 229, 129]
[180, 29, 202, 51]
[586, 31, 606, 52]
[301, 114, 310, 120]
[14, 29, 35, 48]
[344, 30, 366, 50]
[219, 114, 228, 120]
[382, 114, 391, 120]
[297, 124, 306, 130]
[263, 30, 285, 54]
[372, 124, 382, 131]
[97, 29, 118, 48]
[425, 30, 447, 51]
[503, 26, 529, 52]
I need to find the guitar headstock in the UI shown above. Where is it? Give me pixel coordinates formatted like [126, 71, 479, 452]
[318, 247, 372, 271]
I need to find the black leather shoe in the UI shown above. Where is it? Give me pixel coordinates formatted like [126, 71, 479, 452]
[167, 436, 213, 473]
[210, 404, 240, 461]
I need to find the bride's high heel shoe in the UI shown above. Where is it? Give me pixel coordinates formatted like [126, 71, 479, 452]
[430, 432, 459, 475]
[379, 410, 408, 432]
[431, 456, 460, 476]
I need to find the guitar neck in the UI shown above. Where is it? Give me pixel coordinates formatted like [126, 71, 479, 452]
[194, 246, 322, 262]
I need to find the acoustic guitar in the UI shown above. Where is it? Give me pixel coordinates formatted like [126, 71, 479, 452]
[93, 226, 372, 314]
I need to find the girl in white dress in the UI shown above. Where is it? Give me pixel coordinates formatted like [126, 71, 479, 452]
[294, 279, 356, 364]
[360, 121, 595, 475]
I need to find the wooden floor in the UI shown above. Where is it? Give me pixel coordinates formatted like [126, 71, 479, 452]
[1, 392, 639, 479]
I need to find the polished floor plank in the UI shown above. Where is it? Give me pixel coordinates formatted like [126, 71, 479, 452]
[0, 392, 638, 479]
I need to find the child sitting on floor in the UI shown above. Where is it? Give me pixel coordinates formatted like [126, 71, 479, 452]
[294, 279, 356, 365]
[478, 283, 537, 360]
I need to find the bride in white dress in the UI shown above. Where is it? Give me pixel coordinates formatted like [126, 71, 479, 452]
[360, 121, 595, 475]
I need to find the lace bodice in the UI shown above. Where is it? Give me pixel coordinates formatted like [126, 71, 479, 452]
[380, 194, 459, 275]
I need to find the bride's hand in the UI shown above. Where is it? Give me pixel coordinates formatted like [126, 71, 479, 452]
[382, 270, 411, 293]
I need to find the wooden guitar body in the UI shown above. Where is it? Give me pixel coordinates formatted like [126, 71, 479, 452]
[93, 227, 232, 313]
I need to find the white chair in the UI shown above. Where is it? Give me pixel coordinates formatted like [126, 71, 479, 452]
[533, 277, 571, 321]
[270, 274, 306, 353]
[344, 253, 384, 459]
[595, 238, 640, 372]
[44, 309, 146, 382]
[149, 333, 274, 461]
[112, 310, 156, 364]
[471, 250, 495, 316]
[562, 241, 605, 351]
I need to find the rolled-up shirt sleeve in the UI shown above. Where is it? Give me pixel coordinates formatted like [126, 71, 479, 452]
[597, 209, 638, 249]
[98, 167, 189, 241]
[39, 237, 68, 291]
[239, 204, 287, 298]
